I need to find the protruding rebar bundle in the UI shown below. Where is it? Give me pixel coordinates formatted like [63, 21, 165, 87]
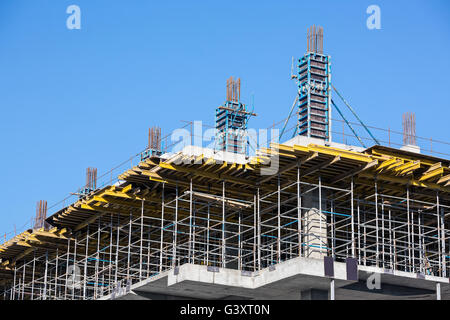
[226, 76, 241, 102]
[86, 167, 97, 190]
[34, 200, 47, 230]
[148, 126, 161, 151]
[402, 112, 416, 146]
[307, 25, 324, 54]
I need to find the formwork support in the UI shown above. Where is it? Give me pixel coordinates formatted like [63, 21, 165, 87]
[2, 170, 450, 300]
[351, 178, 355, 258]
[222, 181, 226, 268]
[160, 184, 164, 272]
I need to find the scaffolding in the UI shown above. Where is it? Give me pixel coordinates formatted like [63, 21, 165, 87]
[1, 141, 449, 300]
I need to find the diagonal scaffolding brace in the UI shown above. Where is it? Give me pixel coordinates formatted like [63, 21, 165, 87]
[331, 100, 366, 148]
[332, 84, 380, 145]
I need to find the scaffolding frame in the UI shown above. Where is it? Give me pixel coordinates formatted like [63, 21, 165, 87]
[2, 165, 449, 300]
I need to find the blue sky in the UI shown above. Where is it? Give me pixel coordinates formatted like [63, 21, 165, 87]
[0, 0, 449, 237]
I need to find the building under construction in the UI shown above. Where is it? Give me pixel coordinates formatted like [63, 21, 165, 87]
[1, 26, 449, 300]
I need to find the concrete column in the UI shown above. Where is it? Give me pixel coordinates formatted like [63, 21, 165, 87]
[330, 279, 335, 300]
[302, 188, 327, 259]
[436, 283, 441, 300]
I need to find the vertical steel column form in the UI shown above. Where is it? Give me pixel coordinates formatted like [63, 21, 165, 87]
[32, 250, 36, 300]
[407, 186, 412, 272]
[72, 235, 77, 300]
[207, 203, 210, 267]
[439, 200, 446, 278]
[64, 239, 70, 299]
[389, 209, 393, 270]
[172, 183, 178, 268]
[253, 193, 257, 271]
[328, 57, 332, 141]
[147, 229, 151, 276]
[375, 180, 379, 267]
[222, 180, 226, 268]
[11, 265, 16, 300]
[21, 260, 26, 300]
[17, 276, 21, 301]
[43, 250, 48, 300]
[83, 225, 89, 300]
[381, 196, 385, 268]
[140, 198, 144, 279]
[393, 227, 398, 271]
[437, 192, 446, 277]
[411, 210, 415, 271]
[363, 204, 367, 266]
[307, 56, 311, 137]
[108, 214, 113, 292]
[351, 178, 355, 258]
[115, 215, 120, 285]
[319, 175, 323, 252]
[331, 196, 335, 258]
[418, 212, 423, 273]
[297, 165, 302, 257]
[357, 200, 361, 263]
[127, 213, 132, 279]
[238, 211, 242, 270]
[189, 179, 193, 264]
[277, 174, 281, 263]
[193, 200, 196, 264]
[422, 212, 426, 274]
[95, 219, 101, 298]
[257, 187, 261, 270]
[160, 184, 165, 271]
[54, 248, 59, 299]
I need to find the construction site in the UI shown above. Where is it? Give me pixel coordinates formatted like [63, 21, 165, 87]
[0, 26, 449, 301]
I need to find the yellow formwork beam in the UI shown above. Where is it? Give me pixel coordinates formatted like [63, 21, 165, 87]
[384, 159, 405, 172]
[437, 174, 450, 185]
[306, 144, 373, 162]
[137, 169, 166, 181]
[32, 230, 68, 240]
[267, 143, 374, 163]
[359, 172, 450, 193]
[292, 145, 311, 156]
[120, 184, 133, 194]
[419, 167, 444, 181]
[249, 155, 271, 165]
[376, 158, 398, 171]
[159, 162, 256, 186]
[15, 241, 33, 248]
[211, 162, 229, 173]
[200, 157, 216, 169]
[222, 163, 237, 175]
[394, 161, 421, 175]
[244, 163, 255, 171]
[371, 149, 437, 166]
[262, 146, 297, 159]
[149, 176, 167, 183]
[102, 190, 144, 200]
[89, 195, 159, 211]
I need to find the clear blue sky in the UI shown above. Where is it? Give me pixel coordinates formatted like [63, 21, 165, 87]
[0, 0, 449, 237]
